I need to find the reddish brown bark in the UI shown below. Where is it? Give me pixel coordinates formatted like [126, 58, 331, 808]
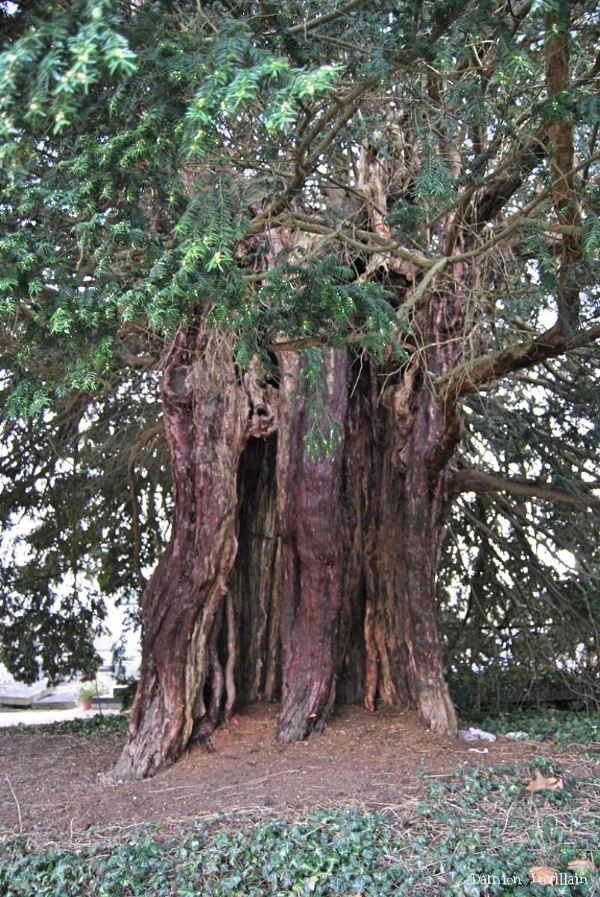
[115, 304, 462, 779]
[363, 378, 416, 711]
[114, 314, 276, 781]
[276, 349, 349, 743]
[341, 359, 457, 733]
[392, 288, 464, 734]
[545, 5, 582, 335]
[230, 433, 282, 705]
[350, 286, 463, 734]
[394, 385, 459, 734]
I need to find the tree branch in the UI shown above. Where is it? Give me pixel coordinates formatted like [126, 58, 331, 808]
[453, 468, 600, 510]
[438, 323, 600, 404]
[288, 0, 368, 35]
[545, 4, 582, 335]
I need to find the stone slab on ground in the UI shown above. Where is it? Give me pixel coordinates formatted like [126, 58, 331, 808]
[92, 696, 123, 709]
[0, 683, 51, 707]
[33, 692, 78, 711]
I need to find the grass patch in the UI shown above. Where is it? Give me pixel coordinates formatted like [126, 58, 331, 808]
[2, 763, 599, 896]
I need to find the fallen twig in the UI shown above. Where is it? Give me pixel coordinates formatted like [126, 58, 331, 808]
[5, 774, 23, 834]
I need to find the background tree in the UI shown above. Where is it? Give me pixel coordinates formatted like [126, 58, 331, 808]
[0, 372, 167, 682]
[1, 0, 599, 780]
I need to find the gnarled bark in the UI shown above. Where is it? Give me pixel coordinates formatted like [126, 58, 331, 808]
[115, 310, 461, 779]
[114, 315, 276, 781]
[347, 355, 458, 734]
[277, 349, 349, 742]
[230, 432, 282, 705]
[387, 287, 465, 735]
[394, 379, 459, 734]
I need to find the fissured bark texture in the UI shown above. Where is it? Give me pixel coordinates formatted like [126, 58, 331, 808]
[276, 349, 349, 743]
[116, 296, 463, 780]
[113, 315, 275, 781]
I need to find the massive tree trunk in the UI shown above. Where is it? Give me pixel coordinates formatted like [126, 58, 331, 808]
[391, 377, 459, 734]
[347, 356, 458, 734]
[115, 294, 461, 779]
[385, 286, 465, 735]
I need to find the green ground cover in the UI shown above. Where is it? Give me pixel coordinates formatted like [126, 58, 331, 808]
[1, 710, 598, 897]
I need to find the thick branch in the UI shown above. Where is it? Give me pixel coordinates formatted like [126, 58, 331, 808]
[115, 349, 159, 371]
[545, 5, 582, 335]
[242, 81, 375, 232]
[265, 328, 411, 355]
[469, 128, 546, 227]
[453, 468, 600, 510]
[438, 323, 600, 404]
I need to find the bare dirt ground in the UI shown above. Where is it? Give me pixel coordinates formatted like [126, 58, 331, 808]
[0, 703, 590, 848]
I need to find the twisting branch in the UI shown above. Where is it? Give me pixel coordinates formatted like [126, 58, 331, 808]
[438, 323, 600, 405]
[453, 468, 600, 510]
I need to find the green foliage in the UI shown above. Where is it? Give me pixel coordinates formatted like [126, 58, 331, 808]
[582, 216, 600, 259]
[0, 376, 168, 683]
[0, 1, 136, 145]
[2, 0, 598, 408]
[440, 351, 600, 713]
[0, 812, 404, 897]
[1, 0, 600, 686]
[240, 256, 397, 351]
[414, 145, 457, 214]
[0, 712, 129, 740]
[297, 349, 344, 463]
[181, 22, 342, 154]
[464, 708, 600, 757]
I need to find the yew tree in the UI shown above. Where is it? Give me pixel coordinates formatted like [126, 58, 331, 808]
[1, 0, 600, 780]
